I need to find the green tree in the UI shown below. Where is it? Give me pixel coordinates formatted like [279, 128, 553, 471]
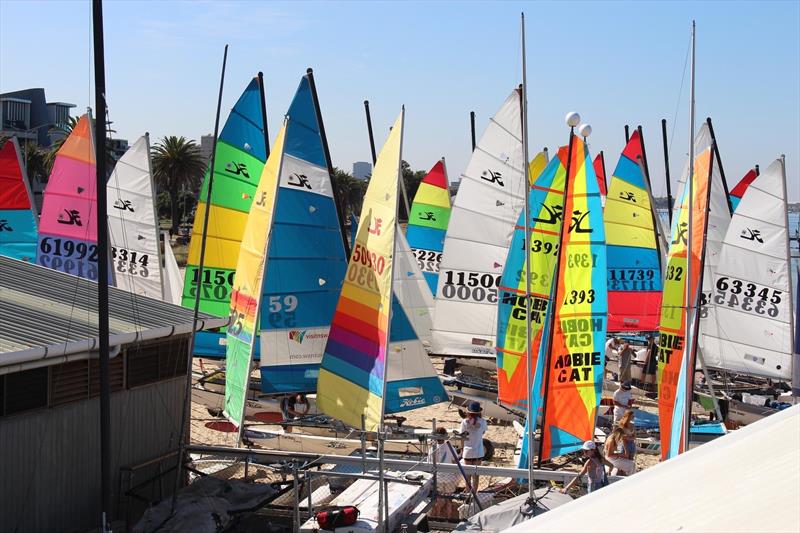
[332, 167, 368, 219]
[151, 136, 206, 234]
[400, 160, 427, 220]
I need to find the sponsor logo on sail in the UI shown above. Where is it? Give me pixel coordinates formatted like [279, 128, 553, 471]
[399, 397, 426, 408]
[288, 330, 328, 344]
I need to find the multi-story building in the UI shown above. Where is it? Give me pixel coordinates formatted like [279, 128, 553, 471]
[109, 137, 130, 163]
[0, 88, 75, 147]
[352, 161, 371, 180]
[200, 134, 214, 164]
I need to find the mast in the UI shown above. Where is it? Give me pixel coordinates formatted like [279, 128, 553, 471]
[661, 119, 674, 224]
[682, 20, 696, 454]
[755, 164, 760, 176]
[92, 1, 111, 529]
[307, 68, 351, 257]
[174, 44, 229, 503]
[377, 105, 404, 533]
[520, 12, 535, 498]
[257, 72, 270, 160]
[705, 117, 733, 216]
[780, 155, 798, 397]
[624, 124, 630, 143]
[470, 111, 477, 152]
[364, 100, 377, 165]
[537, 112, 580, 468]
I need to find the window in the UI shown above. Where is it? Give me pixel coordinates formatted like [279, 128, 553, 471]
[4, 367, 48, 415]
[126, 337, 189, 388]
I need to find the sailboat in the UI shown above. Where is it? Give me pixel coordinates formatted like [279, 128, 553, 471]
[185, 76, 270, 358]
[604, 129, 664, 333]
[0, 137, 38, 262]
[162, 230, 183, 305]
[535, 127, 608, 462]
[36, 113, 108, 281]
[106, 134, 165, 300]
[431, 89, 527, 358]
[593, 152, 607, 206]
[406, 159, 451, 297]
[728, 167, 758, 212]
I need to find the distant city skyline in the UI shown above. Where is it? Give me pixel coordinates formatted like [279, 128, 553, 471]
[1, 1, 798, 200]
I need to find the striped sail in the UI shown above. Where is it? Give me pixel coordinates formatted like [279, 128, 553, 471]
[182, 77, 268, 318]
[496, 149, 567, 412]
[539, 137, 607, 460]
[605, 131, 663, 332]
[386, 229, 447, 413]
[701, 158, 794, 380]
[657, 130, 715, 460]
[0, 137, 38, 262]
[406, 159, 450, 296]
[432, 90, 526, 357]
[223, 126, 285, 426]
[258, 74, 349, 394]
[162, 231, 183, 305]
[729, 168, 757, 212]
[36, 114, 103, 280]
[317, 110, 404, 431]
[107, 135, 164, 300]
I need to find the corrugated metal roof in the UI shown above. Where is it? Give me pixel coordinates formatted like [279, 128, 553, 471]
[0, 256, 227, 354]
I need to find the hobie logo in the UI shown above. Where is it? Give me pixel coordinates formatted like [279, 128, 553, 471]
[740, 228, 764, 244]
[481, 169, 504, 187]
[569, 210, 592, 233]
[619, 191, 637, 202]
[288, 173, 312, 189]
[672, 222, 688, 245]
[399, 397, 426, 408]
[225, 162, 249, 178]
[0, 219, 12, 232]
[57, 209, 82, 226]
[113, 199, 135, 212]
[288, 330, 307, 344]
[419, 211, 436, 221]
[368, 217, 382, 235]
[533, 204, 563, 225]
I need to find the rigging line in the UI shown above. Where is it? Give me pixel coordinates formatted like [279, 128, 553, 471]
[668, 32, 693, 162]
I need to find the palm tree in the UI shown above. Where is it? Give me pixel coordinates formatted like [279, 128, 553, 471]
[151, 136, 206, 234]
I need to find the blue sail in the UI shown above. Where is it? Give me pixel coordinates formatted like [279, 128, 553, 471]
[258, 74, 349, 394]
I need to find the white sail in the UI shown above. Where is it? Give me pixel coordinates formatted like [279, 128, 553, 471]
[701, 158, 794, 379]
[431, 89, 525, 357]
[395, 229, 434, 346]
[107, 135, 164, 299]
[162, 230, 183, 305]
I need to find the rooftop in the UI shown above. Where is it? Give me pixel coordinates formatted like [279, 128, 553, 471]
[0, 256, 227, 364]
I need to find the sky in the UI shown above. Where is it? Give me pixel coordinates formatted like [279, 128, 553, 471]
[1, 0, 799, 200]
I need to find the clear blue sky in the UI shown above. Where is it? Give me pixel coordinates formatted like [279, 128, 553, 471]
[2, 0, 798, 200]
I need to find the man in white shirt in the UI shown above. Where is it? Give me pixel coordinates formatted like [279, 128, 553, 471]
[459, 402, 488, 491]
[613, 381, 633, 424]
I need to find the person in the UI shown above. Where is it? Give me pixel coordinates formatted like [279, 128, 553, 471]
[618, 342, 635, 383]
[459, 401, 488, 491]
[561, 441, 608, 494]
[641, 335, 658, 392]
[605, 337, 621, 358]
[606, 415, 635, 476]
[612, 381, 633, 425]
[618, 409, 637, 470]
[280, 393, 309, 433]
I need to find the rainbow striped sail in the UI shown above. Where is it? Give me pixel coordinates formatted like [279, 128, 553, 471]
[605, 130, 663, 332]
[0, 138, 38, 262]
[258, 73, 349, 394]
[223, 126, 285, 426]
[183, 77, 268, 319]
[538, 136, 607, 460]
[656, 129, 715, 460]
[317, 110, 404, 431]
[406, 159, 450, 296]
[36, 114, 104, 280]
[729, 168, 757, 212]
[496, 148, 567, 412]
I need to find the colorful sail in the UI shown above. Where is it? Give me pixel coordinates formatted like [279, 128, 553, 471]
[432, 89, 526, 357]
[538, 136, 607, 460]
[701, 158, 794, 380]
[385, 229, 447, 413]
[657, 129, 715, 460]
[729, 168, 757, 212]
[317, 110, 404, 431]
[593, 152, 607, 200]
[36, 113, 103, 280]
[162, 231, 183, 305]
[258, 74, 349, 394]
[406, 159, 450, 296]
[604, 130, 663, 332]
[182, 77, 268, 318]
[107, 134, 164, 299]
[0, 137, 38, 262]
[223, 126, 285, 426]
[529, 150, 549, 186]
[496, 149, 568, 412]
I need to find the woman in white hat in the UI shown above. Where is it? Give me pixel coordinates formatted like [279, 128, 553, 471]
[460, 401, 488, 490]
[561, 440, 609, 494]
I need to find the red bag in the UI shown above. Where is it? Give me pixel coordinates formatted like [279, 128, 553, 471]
[315, 506, 360, 529]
